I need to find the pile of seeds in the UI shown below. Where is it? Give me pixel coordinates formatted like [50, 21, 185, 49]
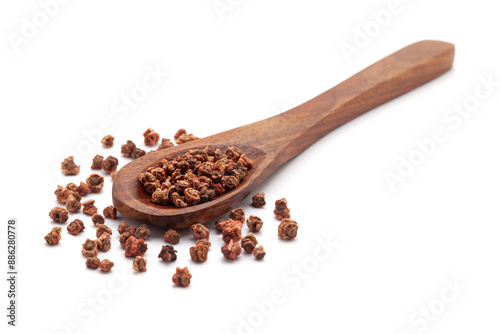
[139, 145, 253, 208]
[45, 127, 299, 288]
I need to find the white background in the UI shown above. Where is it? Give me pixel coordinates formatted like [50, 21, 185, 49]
[1, 1, 500, 333]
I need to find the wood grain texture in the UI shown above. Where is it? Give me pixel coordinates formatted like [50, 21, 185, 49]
[112, 40, 455, 229]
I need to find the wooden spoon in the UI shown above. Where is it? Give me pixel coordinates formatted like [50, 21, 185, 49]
[112, 40, 455, 229]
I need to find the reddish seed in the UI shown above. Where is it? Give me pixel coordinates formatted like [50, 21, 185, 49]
[172, 267, 192, 287]
[221, 239, 242, 260]
[91, 213, 105, 226]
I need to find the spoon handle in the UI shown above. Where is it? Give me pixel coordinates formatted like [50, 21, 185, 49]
[246, 40, 454, 166]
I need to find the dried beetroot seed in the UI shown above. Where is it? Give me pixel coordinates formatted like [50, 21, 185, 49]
[61, 156, 80, 176]
[81, 239, 98, 257]
[229, 207, 245, 222]
[215, 218, 228, 231]
[86, 173, 104, 192]
[157, 138, 174, 150]
[278, 218, 298, 240]
[190, 244, 209, 262]
[136, 224, 150, 240]
[190, 224, 210, 240]
[91, 213, 105, 226]
[86, 256, 100, 269]
[76, 182, 90, 197]
[221, 240, 242, 260]
[124, 236, 147, 257]
[121, 140, 136, 157]
[274, 198, 291, 220]
[82, 199, 98, 215]
[241, 233, 258, 253]
[117, 221, 136, 236]
[65, 195, 81, 213]
[221, 219, 242, 243]
[96, 235, 111, 252]
[102, 205, 117, 219]
[101, 135, 114, 148]
[45, 227, 62, 245]
[158, 245, 177, 262]
[133, 256, 147, 272]
[196, 238, 211, 248]
[253, 246, 266, 260]
[119, 231, 132, 247]
[172, 267, 192, 287]
[132, 147, 146, 159]
[175, 133, 199, 145]
[49, 207, 69, 223]
[246, 215, 263, 233]
[91, 154, 104, 169]
[173, 128, 186, 139]
[103, 156, 119, 173]
[99, 259, 114, 272]
[143, 128, 160, 146]
[67, 219, 85, 235]
[163, 229, 180, 244]
[251, 192, 266, 208]
[95, 223, 112, 238]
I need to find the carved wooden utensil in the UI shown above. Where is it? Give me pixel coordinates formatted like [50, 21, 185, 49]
[112, 40, 455, 228]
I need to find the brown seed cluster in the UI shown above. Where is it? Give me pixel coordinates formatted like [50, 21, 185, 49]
[278, 218, 298, 240]
[103, 156, 119, 173]
[81, 239, 98, 257]
[158, 245, 177, 262]
[163, 229, 180, 244]
[102, 205, 117, 219]
[86, 173, 105, 192]
[253, 246, 266, 260]
[241, 233, 258, 253]
[91, 213, 105, 226]
[61, 156, 80, 175]
[143, 128, 160, 146]
[190, 224, 210, 240]
[91, 154, 104, 169]
[101, 135, 114, 148]
[133, 256, 147, 272]
[45, 227, 62, 245]
[157, 138, 174, 150]
[121, 140, 136, 157]
[246, 215, 263, 233]
[251, 192, 266, 208]
[67, 219, 85, 235]
[136, 224, 151, 240]
[82, 199, 98, 215]
[172, 267, 192, 287]
[139, 146, 253, 208]
[49, 207, 69, 223]
[274, 198, 291, 220]
[175, 133, 199, 145]
[66, 195, 82, 213]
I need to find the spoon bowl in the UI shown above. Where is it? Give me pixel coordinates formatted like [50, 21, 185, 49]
[112, 40, 455, 228]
